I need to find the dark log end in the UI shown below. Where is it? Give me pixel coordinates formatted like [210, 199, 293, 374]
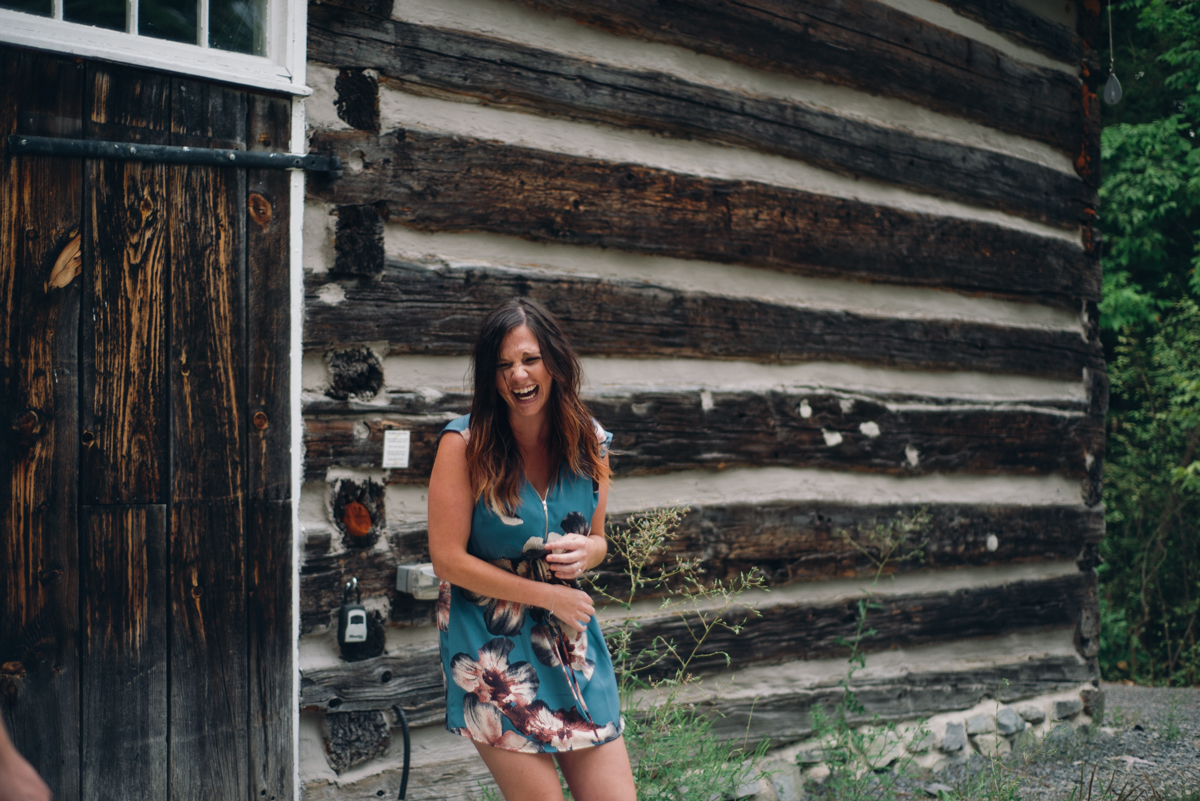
[334, 68, 380, 133]
[325, 346, 384, 401]
[332, 478, 385, 549]
[333, 203, 386, 277]
[323, 710, 390, 773]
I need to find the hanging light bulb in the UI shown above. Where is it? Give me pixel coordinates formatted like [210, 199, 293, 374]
[1104, 1, 1123, 105]
[1104, 73, 1123, 104]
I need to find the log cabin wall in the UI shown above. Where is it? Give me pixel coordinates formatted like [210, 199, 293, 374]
[297, 0, 1105, 797]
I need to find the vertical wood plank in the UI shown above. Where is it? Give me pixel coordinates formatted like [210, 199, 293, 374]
[245, 93, 294, 801]
[80, 63, 171, 505]
[168, 78, 250, 801]
[0, 47, 84, 801]
[245, 94, 292, 501]
[79, 505, 168, 801]
[246, 499, 293, 801]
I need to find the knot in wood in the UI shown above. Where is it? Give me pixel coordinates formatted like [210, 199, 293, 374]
[13, 409, 40, 437]
[248, 192, 273, 231]
[253, 410, 270, 429]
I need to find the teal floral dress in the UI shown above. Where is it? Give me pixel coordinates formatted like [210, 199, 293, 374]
[436, 415, 623, 753]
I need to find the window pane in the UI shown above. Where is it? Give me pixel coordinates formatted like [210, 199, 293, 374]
[139, 0, 195, 43]
[209, 0, 264, 55]
[0, 0, 52, 17]
[63, 0, 124, 30]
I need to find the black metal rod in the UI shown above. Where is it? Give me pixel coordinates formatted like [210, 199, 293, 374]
[7, 133, 342, 175]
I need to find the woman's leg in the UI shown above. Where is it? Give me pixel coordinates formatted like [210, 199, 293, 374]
[473, 742, 564, 801]
[555, 736, 637, 801]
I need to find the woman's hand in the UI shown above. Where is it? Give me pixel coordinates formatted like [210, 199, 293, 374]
[548, 585, 595, 634]
[546, 534, 594, 580]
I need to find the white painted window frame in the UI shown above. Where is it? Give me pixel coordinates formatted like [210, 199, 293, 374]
[0, 0, 309, 95]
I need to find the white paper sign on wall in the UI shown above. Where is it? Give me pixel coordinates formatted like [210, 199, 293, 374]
[382, 430, 411, 469]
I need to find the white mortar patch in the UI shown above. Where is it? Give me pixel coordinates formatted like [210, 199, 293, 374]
[376, 467, 1087, 527]
[378, 89, 1081, 245]
[304, 63, 350, 133]
[384, 229, 1082, 330]
[303, 197, 336, 274]
[388, 0, 1076, 173]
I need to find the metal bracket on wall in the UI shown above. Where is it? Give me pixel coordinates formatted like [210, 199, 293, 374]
[7, 134, 343, 177]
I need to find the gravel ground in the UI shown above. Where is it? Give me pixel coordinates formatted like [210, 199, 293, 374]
[931, 683, 1200, 800]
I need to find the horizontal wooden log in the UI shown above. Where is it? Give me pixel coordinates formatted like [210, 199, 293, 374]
[934, 0, 1084, 64]
[304, 262, 1101, 377]
[302, 389, 1101, 483]
[702, 654, 1096, 745]
[513, 0, 1082, 155]
[308, 130, 1097, 306]
[300, 645, 444, 727]
[298, 645, 1092, 751]
[597, 501, 1103, 593]
[629, 572, 1090, 677]
[298, 502, 1100, 632]
[307, 4, 1092, 230]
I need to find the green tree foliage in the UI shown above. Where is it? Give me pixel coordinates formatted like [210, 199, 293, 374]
[1099, 0, 1200, 685]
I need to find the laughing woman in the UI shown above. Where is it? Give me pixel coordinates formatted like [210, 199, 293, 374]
[428, 297, 636, 801]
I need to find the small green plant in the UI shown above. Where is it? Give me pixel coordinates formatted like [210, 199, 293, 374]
[802, 509, 931, 801]
[1163, 692, 1183, 742]
[586, 506, 772, 801]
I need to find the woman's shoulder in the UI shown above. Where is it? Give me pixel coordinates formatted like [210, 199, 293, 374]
[442, 414, 471, 443]
[593, 418, 612, 457]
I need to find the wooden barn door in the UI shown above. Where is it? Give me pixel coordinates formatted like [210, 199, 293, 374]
[0, 46, 293, 801]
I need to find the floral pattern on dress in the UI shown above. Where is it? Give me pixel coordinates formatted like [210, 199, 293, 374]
[436, 580, 452, 632]
[451, 637, 539, 708]
[461, 559, 533, 636]
[452, 638, 619, 752]
[531, 624, 595, 680]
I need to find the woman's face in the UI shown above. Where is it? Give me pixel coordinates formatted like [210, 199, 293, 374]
[494, 324, 553, 422]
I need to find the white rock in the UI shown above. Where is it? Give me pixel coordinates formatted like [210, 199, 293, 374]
[941, 722, 967, 752]
[966, 713, 996, 735]
[1017, 704, 1046, 724]
[972, 733, 1011, 758]
[996, 707, 1025, 735]
[1052, 699, 1084, 720]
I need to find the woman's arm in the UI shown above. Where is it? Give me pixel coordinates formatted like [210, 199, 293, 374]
[546, 454, 610, 577]
[427, 433, 595, 633]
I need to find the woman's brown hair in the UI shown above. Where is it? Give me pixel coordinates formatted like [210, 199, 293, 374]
[466, 297, 610, 515]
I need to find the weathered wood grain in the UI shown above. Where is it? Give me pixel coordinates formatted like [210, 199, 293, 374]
[303, 262, 1101, 379]
[308, 130, 1098, 306]
[629, 572, 1090, 677]
[308, 4, 1093, 230]
[300, 644, 445, 727]
[933, 0, 1083, 63]
[167, 80, 250, 801]
[246, 94, 294, 801]
[81, 63, 171, 505]
[80, 505, 168, 801]
[169, 79, 247, 502]
[169, 499, 250, 799]
[246, 94, 293, 502]
[303, 389, 1100, 482]
[299, 649, 1092, 759]
[298, 503, 1099, 632]
[0, 48, 84, 800]
[513, 0, 1083, 155]
[597, 501, 1104, 594]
